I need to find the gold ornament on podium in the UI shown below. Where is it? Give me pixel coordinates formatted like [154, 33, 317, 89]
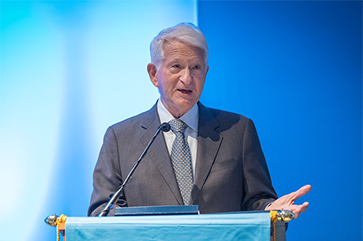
[45, 214, 67, 241]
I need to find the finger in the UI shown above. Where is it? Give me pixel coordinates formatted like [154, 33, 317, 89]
[294, 210, 301, 219]
[290, 184, 311, 201]
[291, 202, 309, 219]
[300, 202, 309, 213]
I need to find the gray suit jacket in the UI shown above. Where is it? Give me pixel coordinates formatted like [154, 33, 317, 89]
[88, 102, 277, 216]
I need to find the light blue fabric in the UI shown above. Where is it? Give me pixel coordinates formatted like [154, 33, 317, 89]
[66, 212, 271, 241]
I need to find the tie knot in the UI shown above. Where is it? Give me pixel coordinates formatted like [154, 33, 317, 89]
[169, 119, 188, 133]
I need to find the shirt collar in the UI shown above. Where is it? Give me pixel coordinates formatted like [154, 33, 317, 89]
[157, 99, 199, 132]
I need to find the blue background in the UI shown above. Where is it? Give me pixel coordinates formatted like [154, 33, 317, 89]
[199, 1, 362, 240]
[0, 1, 361, 241]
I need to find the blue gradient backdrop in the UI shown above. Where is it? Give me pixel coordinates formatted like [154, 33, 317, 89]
[198, 1, 362, 241]
[0, 1, 196, 240]
[0, 1, 361, 241]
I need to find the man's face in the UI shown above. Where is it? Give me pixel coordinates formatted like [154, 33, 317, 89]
[148, 40, 209, 118]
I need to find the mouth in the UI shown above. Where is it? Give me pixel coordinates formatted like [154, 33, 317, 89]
[178, 89, 192, 94]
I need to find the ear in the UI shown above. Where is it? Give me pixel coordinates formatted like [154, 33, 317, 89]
[205, 65, 209, 77]
[147, 63, 159, 87]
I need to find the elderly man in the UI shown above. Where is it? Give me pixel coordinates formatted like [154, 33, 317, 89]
[88, 22, 310, 217]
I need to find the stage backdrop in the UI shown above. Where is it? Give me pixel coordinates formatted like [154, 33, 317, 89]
[198, 1, 362, 241]
[0, 1, 361, 241]
[0, 1, 196, 241]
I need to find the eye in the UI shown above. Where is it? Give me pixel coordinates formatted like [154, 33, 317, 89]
[192, 64, 202, 71]
[171, 64, 181, 68]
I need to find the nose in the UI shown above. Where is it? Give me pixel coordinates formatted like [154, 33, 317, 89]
[180, 68, 193, 85]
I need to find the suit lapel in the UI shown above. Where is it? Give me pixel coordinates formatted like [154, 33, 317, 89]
[139, 104, 183, 204]
[192, 103, 223, 203]
[138, 102, 222, 206]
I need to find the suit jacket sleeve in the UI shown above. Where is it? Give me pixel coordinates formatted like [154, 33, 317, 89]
[88, 126, 125, 216]
[241, 118, 277, 210]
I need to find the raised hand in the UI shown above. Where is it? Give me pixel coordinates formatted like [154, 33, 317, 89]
[265, 184, 311, 219]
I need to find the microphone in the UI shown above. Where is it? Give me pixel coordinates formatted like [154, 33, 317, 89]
[160, 122, 171, 132]
[98, 122, 171, 217]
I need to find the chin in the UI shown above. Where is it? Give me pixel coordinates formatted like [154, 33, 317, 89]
[178, 98, 196, 107]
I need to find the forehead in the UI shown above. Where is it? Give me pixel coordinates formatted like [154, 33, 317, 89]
[162, 40, 205, 61]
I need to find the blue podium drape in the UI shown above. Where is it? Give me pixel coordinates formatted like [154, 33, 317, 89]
[66, 212, 271, 240]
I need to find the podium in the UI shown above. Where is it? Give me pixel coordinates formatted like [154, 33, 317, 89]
[54, 212, 286, 241]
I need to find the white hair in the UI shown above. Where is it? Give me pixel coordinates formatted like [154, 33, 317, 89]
[150, 22, 209, 70]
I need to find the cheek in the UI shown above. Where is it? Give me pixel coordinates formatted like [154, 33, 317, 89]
[166, 77, 180, 91]
[158, 79, 174, 97]
[196, 79, 206, 92]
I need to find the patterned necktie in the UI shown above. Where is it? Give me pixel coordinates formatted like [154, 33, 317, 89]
[169, 119, 193, 205]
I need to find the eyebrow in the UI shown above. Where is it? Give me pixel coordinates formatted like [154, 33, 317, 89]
[169, 58, 184, 63]
[169, 57, 204, 64]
